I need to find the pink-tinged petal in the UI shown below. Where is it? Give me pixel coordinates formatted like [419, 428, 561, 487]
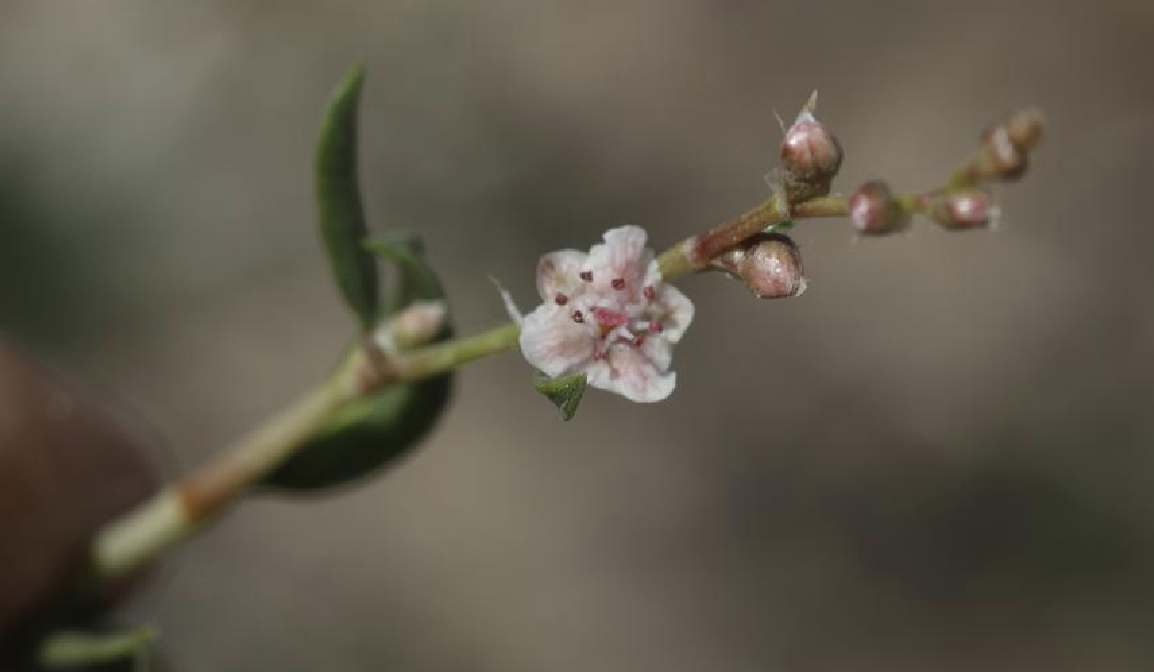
[585, 225, 652, 299]
[642, 334, 673, 372]
[519, 303, 597, 377]
[640, 260, 663, 298]
[586, 342, 676, 403]
[536, 250, 587, 302]
[649, 284, 694, 343]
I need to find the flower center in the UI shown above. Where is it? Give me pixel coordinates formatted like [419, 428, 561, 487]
[570, 271, 666, 357]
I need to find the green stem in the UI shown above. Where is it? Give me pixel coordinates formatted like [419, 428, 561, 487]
[790, 194, 849, 219]
[91, 376, 351, 582]
[392, 322, 521, 383]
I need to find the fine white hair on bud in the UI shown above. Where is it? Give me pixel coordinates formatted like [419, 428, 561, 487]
[490, 275, 523, 325]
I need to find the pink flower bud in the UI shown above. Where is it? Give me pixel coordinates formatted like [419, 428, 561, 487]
[981, 125, 1027, 180]
[968, 109, 1045, 183]
[781, 109, 843, 203]
[849, 180, 909, 235]
[739, 233, 806, 299]
[925, 189, 999, 230]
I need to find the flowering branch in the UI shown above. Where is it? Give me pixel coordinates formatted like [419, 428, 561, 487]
[83, 70, 1045, 605]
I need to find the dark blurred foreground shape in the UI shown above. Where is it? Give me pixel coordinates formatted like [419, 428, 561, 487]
[0, 338, 157, 664]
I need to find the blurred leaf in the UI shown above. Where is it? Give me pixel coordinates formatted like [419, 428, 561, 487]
[766, 220, 795, 234]
[38, 626, 155, 670]
[534, 372, 586, 421]
[316, 63, 379, 332]
[0, 154, 139, 349]
[262, 372, 451, 491]
[365, 235, 445, 311]
[263, 240, 454, 492]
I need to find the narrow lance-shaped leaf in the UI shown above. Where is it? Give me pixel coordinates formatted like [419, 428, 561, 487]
[316, 63, 379, 331]
[365, 235, 446, 313]
[534, 372, 587, 421]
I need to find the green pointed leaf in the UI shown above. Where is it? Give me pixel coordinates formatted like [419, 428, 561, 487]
[534, 372, 587, 421]
[263, 239, 454, 492]
[316, 63, 379, 332]
[39, 626, 156, 670]
[365, 235, 445, 311]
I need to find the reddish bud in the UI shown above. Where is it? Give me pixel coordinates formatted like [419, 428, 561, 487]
[968, 108, 1045, 183]
[849, 180, 909, 235]
[781, 107, 843, 203]
[981, 125, 1027, 180]
[925, 189, 999, 230]
[737, 233, 806, 299]
[1004, 107, 1046, 152]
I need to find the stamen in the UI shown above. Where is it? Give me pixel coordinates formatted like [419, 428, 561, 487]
[593, 307, 628, 327]
[554, 293, 569, 306]
[571, 310, 584, 323]
[579, 271, 593, 283]
[643, 285, 656, 300]
[632, 334, 646, 347]
[611, 277, 626, 290]
[648, 320, 664, 333]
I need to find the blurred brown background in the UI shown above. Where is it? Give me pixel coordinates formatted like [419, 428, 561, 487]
[2, 0, 1153, 670]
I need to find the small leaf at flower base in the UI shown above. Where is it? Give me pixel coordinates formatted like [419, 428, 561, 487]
[316, 63, 380, 332]
[766, 220, 795, 234]
[534, 372, 587, 421]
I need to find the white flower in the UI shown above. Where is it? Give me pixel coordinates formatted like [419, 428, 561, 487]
[518, 225, 694, 403]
